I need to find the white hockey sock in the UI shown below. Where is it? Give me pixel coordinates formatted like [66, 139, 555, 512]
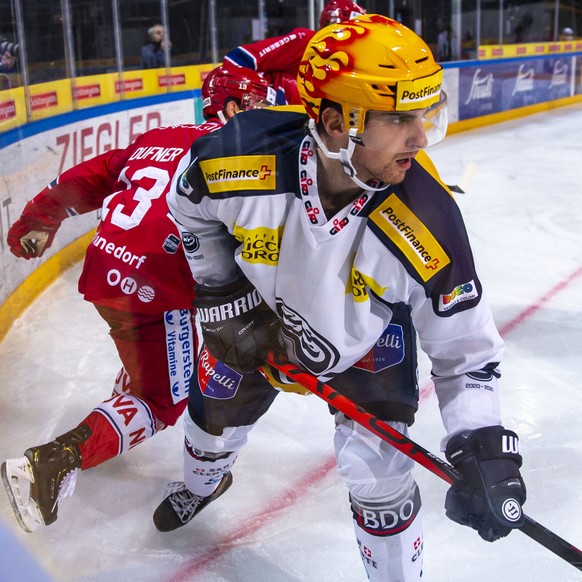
[353, 508, 424, 582]
[182, 411, 254, 497]
[183, 446, 238, 498]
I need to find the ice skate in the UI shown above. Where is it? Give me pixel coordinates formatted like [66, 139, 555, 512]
[1, 425, 89, 532]
[153, 471, 233, 532]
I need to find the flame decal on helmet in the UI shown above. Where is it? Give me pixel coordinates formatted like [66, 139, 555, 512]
[299, 23, 369, 121]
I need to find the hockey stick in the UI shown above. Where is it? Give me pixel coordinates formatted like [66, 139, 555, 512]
[265, 352, 582, 572]
[446, 162, 479, 194]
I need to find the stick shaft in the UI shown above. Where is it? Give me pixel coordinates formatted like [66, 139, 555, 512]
[266, 353, 582, 571]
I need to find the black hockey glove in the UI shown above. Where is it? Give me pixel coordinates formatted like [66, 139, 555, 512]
[445, 425, 526, 542]
[194, 277, 281, 374]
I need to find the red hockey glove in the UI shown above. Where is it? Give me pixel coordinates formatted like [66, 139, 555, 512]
[445, 425, 526, 542]
[7, 200, 63, 259]
[194, 277, 282, 374]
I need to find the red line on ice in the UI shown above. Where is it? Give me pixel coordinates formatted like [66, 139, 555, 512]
[166, 456, 338, 582]
[166, 264, 582, 582]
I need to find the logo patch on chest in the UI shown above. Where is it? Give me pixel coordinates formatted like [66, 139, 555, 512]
[370, 194, 450, 281]
[200, 155, 276, 193]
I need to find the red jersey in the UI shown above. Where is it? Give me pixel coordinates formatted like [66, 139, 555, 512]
[41, 122, 222, 313]
[224, 28, 315, 105]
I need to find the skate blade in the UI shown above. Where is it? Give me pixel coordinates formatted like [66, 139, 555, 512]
[1, 458, 43, 533]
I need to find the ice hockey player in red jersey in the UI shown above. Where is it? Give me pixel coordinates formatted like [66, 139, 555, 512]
[224, 0, 366, 105]
[1, 63, 275, 533]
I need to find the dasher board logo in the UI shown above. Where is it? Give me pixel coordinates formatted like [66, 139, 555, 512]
[200, 155, 276, 193]
[371, 194, 450, 281]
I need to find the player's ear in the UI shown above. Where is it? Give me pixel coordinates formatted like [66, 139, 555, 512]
[320, 106, 346, 139]
[224, 100, 242, 120]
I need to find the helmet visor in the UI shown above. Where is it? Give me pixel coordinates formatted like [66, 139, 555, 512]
[351, 91, 448, 153]
[241, 86, 277, 111]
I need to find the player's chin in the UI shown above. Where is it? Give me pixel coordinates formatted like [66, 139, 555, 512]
[381, 163, 409, 185]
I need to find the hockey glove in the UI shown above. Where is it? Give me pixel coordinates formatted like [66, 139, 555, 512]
[194, 278, 282, 374]
[7, 199, 62, 259]
[445, 425, 526, 542]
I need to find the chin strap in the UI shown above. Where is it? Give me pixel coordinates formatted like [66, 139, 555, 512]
[308, 120, 389, 193]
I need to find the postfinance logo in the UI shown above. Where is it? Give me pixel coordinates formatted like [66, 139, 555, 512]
[395, 70, 442, 111]
[234, 224, 282, 266]
[200, 155, 276, 193]
[372, 194, 450, 281]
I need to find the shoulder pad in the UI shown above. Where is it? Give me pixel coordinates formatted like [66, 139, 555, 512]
[368, 157, 483, 317]
[178, 109, 306, 202]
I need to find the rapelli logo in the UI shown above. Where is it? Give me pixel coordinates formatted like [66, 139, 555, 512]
[233, 225, 282, 266]
[200, 155, 276, 193]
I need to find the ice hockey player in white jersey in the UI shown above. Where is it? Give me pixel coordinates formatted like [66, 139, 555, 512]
[157, 15, 527, 581]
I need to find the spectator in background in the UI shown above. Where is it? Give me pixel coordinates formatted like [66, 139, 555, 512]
[141, 24, 171, 69]
[0, 37, 18, 73]
[513, 12, 534, 43]
[560, 27, 574, 41]
[437, 23, 456, 62]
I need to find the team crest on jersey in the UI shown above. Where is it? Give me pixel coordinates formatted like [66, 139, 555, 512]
[163, 233, 181, 254]
[200, 155, 276, 193]
[353, 324, 405, 373]
[197, 347, 243, 399]
[181, 231, 200, 254]
[370, 194, 450, 282]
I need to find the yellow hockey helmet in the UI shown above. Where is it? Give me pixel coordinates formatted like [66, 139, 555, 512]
[297, 14, 443, 133]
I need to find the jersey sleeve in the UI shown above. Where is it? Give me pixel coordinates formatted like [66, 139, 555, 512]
[364, 152, 504, 444]
[224, 28, 314, 74]
[29, 147, 131, 222]
[167, 185, 241, 286]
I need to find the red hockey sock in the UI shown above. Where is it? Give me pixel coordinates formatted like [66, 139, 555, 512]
[78, 392, 158, 470]
[78, 411, 123, 469]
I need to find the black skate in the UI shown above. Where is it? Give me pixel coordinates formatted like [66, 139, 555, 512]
[153, 472, 233, 532]
[1, 425, 89, 532]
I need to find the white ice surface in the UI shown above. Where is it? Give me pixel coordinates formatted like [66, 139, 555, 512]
[1, 104, 581, 581]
